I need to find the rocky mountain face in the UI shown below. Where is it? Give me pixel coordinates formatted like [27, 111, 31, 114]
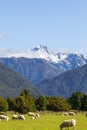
[0, 45, 87, 85]
[0, 61, 41, 98]
[0, 57, 61, 85]
[36, 64, 87, 97]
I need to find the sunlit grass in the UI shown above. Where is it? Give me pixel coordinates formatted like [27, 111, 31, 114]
[0, 112, 87, 130]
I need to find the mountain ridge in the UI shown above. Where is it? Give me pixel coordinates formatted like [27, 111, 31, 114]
[0, 61, 41, 98]
[0, 45, 87, 85]
[0, 45, 87, 64]
[36, 63, 87, 97]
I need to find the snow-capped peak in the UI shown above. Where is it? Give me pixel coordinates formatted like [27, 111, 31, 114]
[0, 45, 59, 63]
[32, 44, 47, 52]
[25, 45, 59, 63]
[0, 45, 87, 64]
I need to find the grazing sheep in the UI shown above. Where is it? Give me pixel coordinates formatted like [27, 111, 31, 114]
[68, 112, 75, 116]
[0, 115, 9, 121]
[28, 112, 35, 117]
[35, 113, 40, 118]
[28, 112, 40, 119]
[12, 114, 18, 120]
[64, 112, 69, 116]
[60, 119, 76, 130]
[18, 114, 25, 120]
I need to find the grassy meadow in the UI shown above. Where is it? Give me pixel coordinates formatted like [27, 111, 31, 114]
[0, 111, 87, 130]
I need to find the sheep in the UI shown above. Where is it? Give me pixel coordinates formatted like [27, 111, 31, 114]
[12, 114, 18, 120]
[0, 115, 9, 121]
[28, 112, 35, 117]
[18, 114, 25, 120]
[35, 113, 40, 118]
[60, 119, 76, 130]
[68, 112, 75, 116]
[64, 112, 69, 116]
[28, 112, 40, 119]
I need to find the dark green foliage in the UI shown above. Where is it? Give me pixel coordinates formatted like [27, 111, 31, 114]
[47, 97, 70, 111]
[3, 91, 87, 112]
[35, 96, 48, 111]
[6, 97, 16, 111]
[0, 97, 8, 112]
[80, 95, 87, 110]
[15, 96, 27, 113]
[20, 90, 36, 112]
[14, 90, 36, 113]
[68, 92, 84, 110]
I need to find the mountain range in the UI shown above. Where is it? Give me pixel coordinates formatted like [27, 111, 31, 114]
[0, 45, 87, 85]
[0, 61, 41, 98]
[0, 45, 87, 97]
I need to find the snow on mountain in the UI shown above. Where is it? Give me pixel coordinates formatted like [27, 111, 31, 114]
[0, 45, 87, 65]
[0, 48, 17, 57]
[0, 45, 59, 63]
[16, 45, 60, 63]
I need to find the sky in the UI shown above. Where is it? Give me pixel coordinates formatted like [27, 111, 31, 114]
[0, 0, 87, 53]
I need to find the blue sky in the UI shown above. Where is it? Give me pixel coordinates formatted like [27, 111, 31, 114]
[0, 0, 87, 53]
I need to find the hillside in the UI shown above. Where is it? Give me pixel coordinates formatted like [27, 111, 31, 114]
[0, 57, 61, 84]
[0, 62, 41, 98]
[36, 63, 87, 97]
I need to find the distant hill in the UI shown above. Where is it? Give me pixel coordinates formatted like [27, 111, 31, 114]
[36, 64, 87, 97]
[0, 62, 41, 98]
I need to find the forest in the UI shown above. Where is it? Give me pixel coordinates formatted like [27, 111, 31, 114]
[0, 90, 87, 113]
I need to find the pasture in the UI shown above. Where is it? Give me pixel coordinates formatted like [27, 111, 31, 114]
[0, 111, 87, 130]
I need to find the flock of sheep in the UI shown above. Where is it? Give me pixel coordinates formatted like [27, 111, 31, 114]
[0, 111, 87, 130]
[0, 111, 76, 130]
[0, 112, 40, 121]
[59, 111, 76, 130]
[59, 111, 86, 130]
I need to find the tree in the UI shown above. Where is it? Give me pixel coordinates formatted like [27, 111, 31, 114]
[7, 97, 16, 111]
[0, 98, 8, 112]
[68, 92, 84, 110]
[47, 97, 70, 111]
[15, 90, 36, 113]
[35, 96, 48, 111]
[20, 90, 36, 112]
[81, 94, 87, 110]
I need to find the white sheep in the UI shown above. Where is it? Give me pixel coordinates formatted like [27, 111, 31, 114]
[12, 114, 18, 120]
[28, 112, 35, 117]
[35, 113, 40, 118]
[0, 115, 9, 121]
[28, 112, 40, 119]
[68, 112, 75, 116]
[64, 112, 69, 116]
[18, 114, 25, 120]
[60, 119, 76, 130]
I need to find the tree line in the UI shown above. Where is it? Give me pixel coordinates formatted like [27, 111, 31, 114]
[0, 90, 87, 113]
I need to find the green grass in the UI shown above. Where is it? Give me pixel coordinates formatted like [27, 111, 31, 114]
[0, 112, 87, 130]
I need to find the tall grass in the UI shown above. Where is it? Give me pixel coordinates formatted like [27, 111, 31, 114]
[0, 112, 87, 130]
